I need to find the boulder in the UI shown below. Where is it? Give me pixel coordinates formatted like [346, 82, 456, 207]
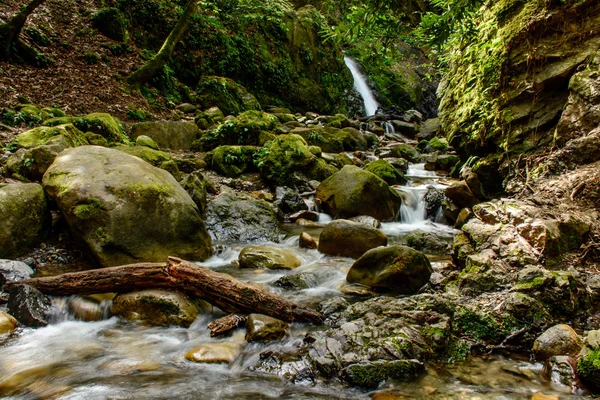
[347, 245, 432, 293]
[445, 181, 480, 210]
[316, 166, 402, 221]
[417, 118, 439, 140]
[179, 172, 209, 215]
[299, 232, 318, 249]
[405, 231, 450, 254]
[113, 145, 172, 166]
[186, 343, 243, 364]
[245, 313, 289, 342]
[0, 260, 34, 290]
[364, 159, 407, 185]
[194, 76, 261, 116]
[0, 311, 18, 335]
[135, 135, 159, 150]
[318, 219, 387, 259]
[210, 145, 257, 177]
[274, 186, 308, 214]
[423, 186, 445, 220]
[200, 110, 278, 150]
[42, 146, 211, 267]
[205, 192, 283, 242]
[238, 246, 301, 270]
[387, 144, 420, 163]
[131, 121, 199, 150]
[578, 349, 600, 391]
[7, 284, 51, 327]
[341, 360, 425, 389]
[0, 183, 50, 259]
[111, 290, 203, 327]
[532, 324, 583, 361]
[44, 113, 128, 144]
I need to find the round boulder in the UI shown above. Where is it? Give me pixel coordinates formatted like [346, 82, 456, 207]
[318, 219, 387, 259]
[245, 313, 289, 342]
[0, 183, 50, 259]
[239, 246, 301, 270]
[532, 324, 583, 361]
[315, 165, 402, 221]
[42, 146, 211, 267]
[111, 289, 203, 327]
[346, 245, 433, 293]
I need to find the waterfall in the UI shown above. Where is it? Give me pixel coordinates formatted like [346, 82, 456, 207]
[344, 56, 379, 116]
[398, 187, 427, 224]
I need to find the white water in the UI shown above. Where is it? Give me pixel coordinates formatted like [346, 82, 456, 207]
[344, 56, 379, 116]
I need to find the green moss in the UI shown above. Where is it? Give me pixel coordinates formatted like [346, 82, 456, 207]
[12, 124, 88, 149]
[211, 145, 258, 177]
[139, 295, 180, 315]
[72, 198, 104, 220]
[45, 113, 129, 144]
[454, 306, 502, 342]
[114, 145, 171, 166]
[92, 7, 128, 42]
[578, 350, 600, 383]
[515, 275, 553, 291]
[200, 110, 279, 151]
[364, 159, 407, 185]
[390, 144, 420, 163]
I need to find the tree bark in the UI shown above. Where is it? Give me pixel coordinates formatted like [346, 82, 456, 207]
[208, 314, 247, 337]
[127, 0, 197, 87]
[6, 257, 323, 324]
[0, 0, 47, 59]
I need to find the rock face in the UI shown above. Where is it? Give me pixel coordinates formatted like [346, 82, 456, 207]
[7, 284, 51, 327]
[205, 192, 283, 242]
[532, 324, 583, 361]
[131, 121, 199, 150]
[0, 183, 50, 259]
[245, 314, 289, 342]
[347, 246, 432, 293]
[0, 311, 18, 335]
[316, 165, 402, 221]
[111, 290, 203, 327]
[318, 219, 387, 259]
[238, 246, 301, 270]
[42, 146, 212, 267]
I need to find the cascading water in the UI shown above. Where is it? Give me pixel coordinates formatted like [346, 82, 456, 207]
[344, 56, 379, 116]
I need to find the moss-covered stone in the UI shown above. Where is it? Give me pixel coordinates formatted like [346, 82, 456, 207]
[114, 145, 172, 166]
[210, 145, 257, 177]
[45, 113, 129, 144]
[92, 8, 128, 42]
[159, 160, 182, 181]
[11, 124, 88, 149]
[364, 159, 407, 185]
[578, 349, 600, 391]
[0, 183, 50, 258]
[135, 135, 160, 150]
[245, 313, 289, 342]
[239, 246, 301, 270]
[195, 76, 261, 116]
[292, 126, 367, 153]
[200, 110, 279, 151]
[389, 144, 420, 163]
[131, 121, 199, 151]
[341, 360, 425, 389]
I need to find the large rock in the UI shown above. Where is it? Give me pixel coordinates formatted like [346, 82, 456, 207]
[274, 186, 308, 214]
[318, 219, 387, 259]
[364, 159, 407, 185]
[239, 246, 301, 270]
[42, 146, 211, 267]
[210, 145, 257, 177]
[131, 121, 199, 150]
[44, 113, 128, 144]
[0, 260, 34, 290]
[205, 192, 283, 242]
[532, 324, 583, 361]
[316, 165, 402, 221]
[444, 181, 480, 210]
[346, 245, 432, 293]
[111, 290, 203, 327]
[194, 76, 261, 116]
[245, 313, 289, 342]
[0, 183, 50, 259]
[179, 172, 210, 215]
[7, 284, 51, 327]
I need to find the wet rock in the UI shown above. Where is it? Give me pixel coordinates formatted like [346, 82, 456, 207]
[185, 343, 243, 364]
[318, 219, 387, 259]
[299, 232, 318, 249]
[532, 324, 583, 361]
[0, 311, 18, 335]
[43, 146, 211, 266]
[347, 246, 432, 293]
[542, 355, 576, 387]
[341, 359, 425, 389]
[111, 290, 202, 327]
[205, 192, 283, 242]
[348, 215, 381, 228]
[274, 271, 322, 290]
[460, 166, 485, 200]
[7, 284, 51, 327]
[339, 283, 378, 297]
[130, 121, 199, 150]
[386, 157, 409, 175]
[445, 181, 479, 210]
[67, 296, 107, 322]
[0, 183, 50, 259]
[405, 231, 450, 254]
[295, 218, 323, 228]
[0, 260, 34, 289]
[274, 187, 308, 214]
[391, 121, 418, 138]
[316, 165, 402, 221]
[239, 246, 301, 270]
[245, 314, 289, 342]
[423, 186, 445, 220]
[288, 210, 319, 222]
[387, 144, 420, 163]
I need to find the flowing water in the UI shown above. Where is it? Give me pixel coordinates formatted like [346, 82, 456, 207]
[343, 57, 379, 117]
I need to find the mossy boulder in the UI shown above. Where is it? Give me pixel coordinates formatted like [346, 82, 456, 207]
[292, 126, 367, 153]
[341, 360, 425, 389]
[135, 135, 160, 150]
[245, 314, 289, 342]
[239, 246, 301, 270]
[205, 192, 283, 242]
[387, 144, 420, 163]
[179, 171, 209, 215]
[257, 134, 336, 187]
[130, 121, 199, 150]
[111, 290, 203, 327]
[42, 146, 211, 267]
[0, 183, 50, 259]
[364, 159, 407, 185]
[347, 245, 432, 293]
[91, 8, 128, 42]
[315, 165, 402, 221]
[44, 113, 129, 144]
[6, 137, 76, 181]
[200, 110, 279, 151]
[11, 124, 88, 149]
[195, 76, 261, 116]
[532, 324, 583, 361]
[210, 145, 257, 177]
[318, 219, 387, 259]
[113, 145, 172, 166]
[578, 349, 600, 392]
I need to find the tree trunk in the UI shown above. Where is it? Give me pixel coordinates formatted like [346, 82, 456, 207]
[0, 0, 47, 59]
[6, 257, 323, 324]
[127, 0, 197, 87]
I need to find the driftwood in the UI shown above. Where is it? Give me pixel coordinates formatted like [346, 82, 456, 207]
[5, 257, 322, 324]
[207, 314, 247, 337]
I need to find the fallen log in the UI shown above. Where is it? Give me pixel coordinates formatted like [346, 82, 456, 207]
[208, 314, 247, 337]
[5, 257, 323, 324]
